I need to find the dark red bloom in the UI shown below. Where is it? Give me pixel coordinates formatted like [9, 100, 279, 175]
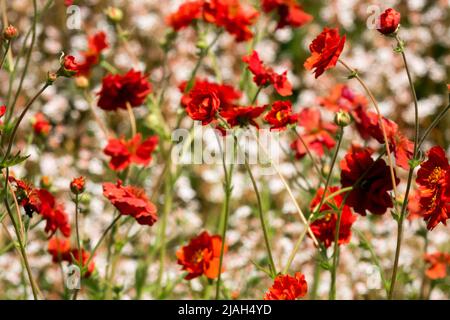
[176, 231, 226, 280]
[242, 50, 292, 96]
[340, 148, 399, 215]
[304, 28, 346, 78]
[70, 176, 86, 195]
[264, 100, 298, 131]
[166, 1, 204, 30]
[310, 187, 356, 248]
[424, 252, 450, 280]
[103, 180, 158, 226]
[104, 134, 159, 171]
[48, 238, 95, 277]
[76, 31, 108, 76]
[416, 146, 449, 230]
[261, 0, 312, 29]
[264, 272, 308, 300]
[377, 8, 401, 35]
[220, 105, 265, 128]
[97, 69, 152, 111]
[31, 112, 51, 136]
[290, 108, 337, 159]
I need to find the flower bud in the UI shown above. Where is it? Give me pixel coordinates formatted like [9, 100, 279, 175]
[377, 8, 401, 35]
[3, 25, 18, 40]
[40, 176, 52, 189]
[75, 76, 90, 89]
[334, 110, 352, 127]
[57, 55, 79, 78]
[105, 7, 123, 23]
[70, 176, 86, 195]
[46, 72, 57, 85]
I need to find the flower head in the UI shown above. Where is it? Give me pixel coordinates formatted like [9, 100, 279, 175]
[424, 252, 450, 280]
[340, 148, 399, 215]
[264, 100, 298, 131]
[220, 105, 265, 128]
[70, 176, 86, 195]
[31, 112, 51, 136]
[377, 8, 401, 35]
[103, 181, 158, 226]
[3, 25, 18, 40]
[264, 272, 308, 300]
[97, 69, 152, 111]
[304, 28, 346, 78]
[48, 238, 95, 277]
[261, 0, 312, 29]
[166, 0, 204, 30]
[176, 231, 226, 280]
[76, 31, 108, 76]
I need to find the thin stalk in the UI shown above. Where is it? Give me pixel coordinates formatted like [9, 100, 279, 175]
[0, 40, 10, 70]
[126, 102, 137, 137]
[418, 103, 450, 149]
[292, 128, 325, 183]
[72, 194, 81, 300]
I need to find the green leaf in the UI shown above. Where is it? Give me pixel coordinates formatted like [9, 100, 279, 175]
[0, 151, 30, 169]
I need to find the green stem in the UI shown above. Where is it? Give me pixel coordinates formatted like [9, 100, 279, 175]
[0, 41, 10, 70]
[292, 128, 325, 183]
[72, 194, 81, 300]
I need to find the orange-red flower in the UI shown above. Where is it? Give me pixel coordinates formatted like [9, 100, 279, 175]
[264, 100, 298, 131]
[377, 8, 401, 35]
[76, 31, 108, 76]
[264, 272, 308, 300]
[58, 55, 79, 77]
[424, 252, 450, 280]
[317, 84, 367, 112]
[407, 190, 425, 221]
[166, 0, 203, 30]
[103, 180, 158, 226]
[97, 69, 152, 111]
[31, 112, 51, 136]
[176, 231, 226, 280]
[104, 134, 159, 171]
[261, 0, 312, 29]
[48, 238, 95, 277]
[340, 148, 399, 215]
[70, 176, 86, 195]
[220, 105, 266, 128]
[290, 108, 337, 159]
[416, 146, 449, 230]
[310, 187, 356, 248]
[304, 28, 346, 78]
[242, 50, 292, 96]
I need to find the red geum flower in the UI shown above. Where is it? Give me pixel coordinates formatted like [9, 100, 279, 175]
[31, 112, 51, 136]
[424, 252, 450, 280]
[176, 230, 226, 280]
[261, 0, 312, 29]
[317, 84, 368, 112]
[264, 272, 308, 300]
[76, 31, 109, 76]
[70, 176, 86, 195]
[97, 69, 152, 111]
[304, 28, 346, 78]
[340, 148, 399, 216]
[290, 108, 337, 159]
[57, 55, 79, 78]
[166, 0, 204, 30]
[407, 190, 425, 221]
[416, 146, 449, 230]
[36, 189, 71, 237]
[103, 180, 158, 226]
[242, 50, 292, 96]
[220, 105, 266, 128]
[377, 8, 401, 35]
[264, 100, 298, 131]
[309, 187, 356, 248]
[104, 134, 159, 171]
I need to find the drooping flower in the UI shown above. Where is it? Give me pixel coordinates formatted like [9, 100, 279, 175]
[70, 176, 86, 195]
[290, 108, 337, 159]
[309, 187, 356, 248]
[103, 134, 159, 171]
[264, 100, 298, 131]
[76, 31, 109, 76]
[340, 148, 399, 216]
[31, 112, 51, 136]
[261, 0, 312, 29]
[377, 8, 401, 35]
[103, 181, 158, 226]
[304, 28, 346, 78]
[97, 69, 152, 111]
[242, 50, 292, 96]
[220, 105, 266, 128]
[416, 146, 449, 230]
[424, 252, 450, 280]
[176, 230, 226, 280]
[264, 272, 308, 300]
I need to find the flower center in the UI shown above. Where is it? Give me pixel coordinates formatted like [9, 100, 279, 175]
[428, 167, 444, 184]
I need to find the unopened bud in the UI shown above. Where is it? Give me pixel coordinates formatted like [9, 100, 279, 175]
[3, 25, 18, 40]
[46, 72, 58, 85]
[75, 76, 90, 89]
[105, 7, 123, 23]
[334, 110, 352, 127]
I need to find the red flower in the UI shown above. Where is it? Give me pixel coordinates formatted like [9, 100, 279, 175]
[264, 100, 298, 131]
[264, 272, 308, 300]
[104, 134, 159, 171]
[318, 84, 367, 112]
[290, 108, 337, 159]
[416, 146, 449, 230]
[166, 0, 204, 30]
[340, 148, 399, 215]
[377, 8, 401, 35]
[261, 0, 312, 29]
[309, 187, 356, 248]
[103, 181, 158, 226]
[176, 231, 226, 280]
[76, 31, 108, 76]
[242, 50, 292, 96]
[220, 105, 265, 128]
[3, 25, 18, 40]
[59, 55, 79, 77]
[31, 112, 51, 136]
[97, 69, 152, 111]
[304, 28, 346, 78]
[407, 190, 425, 221]
[70, 176, 86, 195]
[0, 105, 6, 125]
[424, 252, 450, 280]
